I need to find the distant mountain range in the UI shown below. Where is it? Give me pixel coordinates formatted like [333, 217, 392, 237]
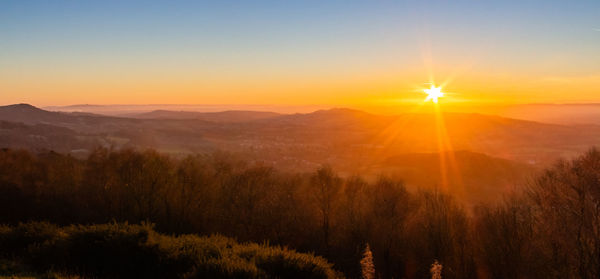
[43, 103, 600, 125]
[2, 103, 599, 203]
[1, 103, 599, 169]
[42, 104, 330, 116]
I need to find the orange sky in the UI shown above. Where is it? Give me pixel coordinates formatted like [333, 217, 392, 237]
[3, 66, 599, 108]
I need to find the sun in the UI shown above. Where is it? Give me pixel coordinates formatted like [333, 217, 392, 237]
[424, 85, 444, 103]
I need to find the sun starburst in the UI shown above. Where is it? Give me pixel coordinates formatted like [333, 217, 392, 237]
[424, 85, 444, 103]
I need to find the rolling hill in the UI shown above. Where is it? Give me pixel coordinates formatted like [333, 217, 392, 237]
[0, 104, 598, 168]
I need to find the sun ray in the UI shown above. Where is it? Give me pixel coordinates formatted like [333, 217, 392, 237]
[432, 102, 464, 194]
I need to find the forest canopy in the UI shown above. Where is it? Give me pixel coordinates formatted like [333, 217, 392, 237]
[0, 147, 599, 278]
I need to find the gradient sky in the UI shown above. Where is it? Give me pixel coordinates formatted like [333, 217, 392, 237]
[1, 0, 599, 107]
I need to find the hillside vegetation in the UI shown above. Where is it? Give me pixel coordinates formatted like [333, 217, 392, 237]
[0, 222, 341, 279]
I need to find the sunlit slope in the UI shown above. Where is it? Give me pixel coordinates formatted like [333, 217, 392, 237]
[368, 112, 594, 163]
[242, 108, 598, 164]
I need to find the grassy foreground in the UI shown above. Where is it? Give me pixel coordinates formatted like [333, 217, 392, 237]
[0, 222, 342, 279]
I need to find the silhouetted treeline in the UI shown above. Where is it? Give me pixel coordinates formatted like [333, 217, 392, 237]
[0, 147, 599, 278]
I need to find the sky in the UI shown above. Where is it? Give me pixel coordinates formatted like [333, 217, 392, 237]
[1, 0, 599, 108]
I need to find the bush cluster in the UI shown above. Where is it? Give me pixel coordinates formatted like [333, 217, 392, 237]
[0, 222, 341, 279]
